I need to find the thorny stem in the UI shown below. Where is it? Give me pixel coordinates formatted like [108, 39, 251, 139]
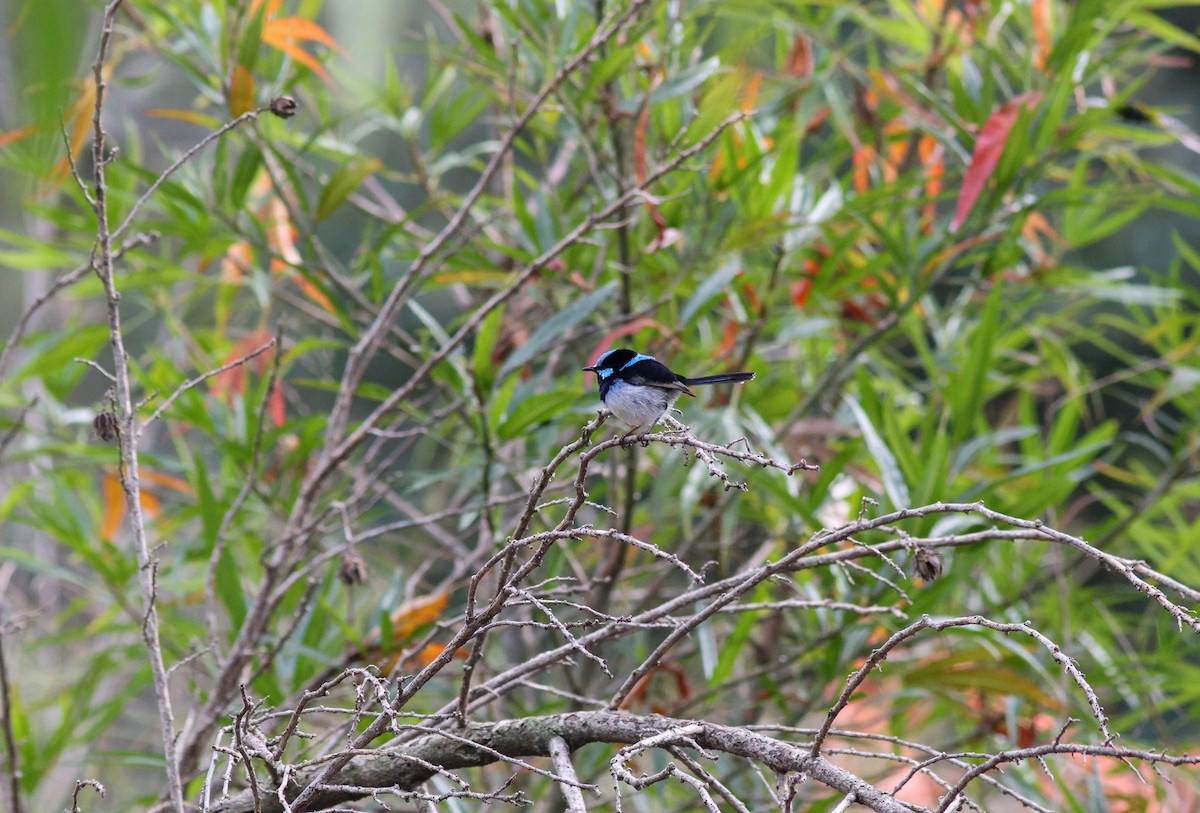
[87, 2, 185, 811]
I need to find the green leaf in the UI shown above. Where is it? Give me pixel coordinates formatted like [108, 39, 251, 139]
[846, 394, 911, 509]
[641, 57, 721, 109]
[193, 451, 220, 552]
[473, 304, 505, 393]
[499, 281, 617, 377]
[497, 388, 580, 441]
[1127, 9, 1200, 54]
[214, 545, 247, 630]
[680, 258, 741, 325]
[685, 68, 739, 144]
[950, 283, 1001, 448]
[315, 157, 383, 221]
[236, 1, 267, 72]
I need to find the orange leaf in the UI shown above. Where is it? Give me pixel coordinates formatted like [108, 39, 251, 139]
[264, 196, 301, 264]
[211, 327, 276, 400]
[229, 64, 256, 117]
[100, 472, 125, 541]
[267, 380, 286, 427]
[262, 17, 336, 83]
[919, 135, 944, 233]
[388, 592, 449, 642]
[784, 34, 813, 78]
[0, 124, 39, 149]
[740, 71, 762, 113]
[140, 489, 162, 519]
[950, 92, 1042, 233]
[286, 271, 335, 313]
[634, 96, 650, 186]
[618, 662, 691, 711]
[249, 0, 284, 15]
[404, 642, 468, 669]
[852, 144, 876, 193]
[220, 241, 254, 283]
[99, 468, 182, 539]
[717, 319, 738, 356]
[48, 83, 98, 185]
[263, 16, 339, 50]
[1031, 0, 1052, 72]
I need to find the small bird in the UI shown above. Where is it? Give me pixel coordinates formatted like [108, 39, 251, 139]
[583, 348, 755, 434]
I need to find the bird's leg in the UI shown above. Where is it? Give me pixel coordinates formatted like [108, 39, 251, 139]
[619, 425, 642, 444]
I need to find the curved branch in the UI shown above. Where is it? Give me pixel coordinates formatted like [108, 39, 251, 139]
[208, 710, 913, 813]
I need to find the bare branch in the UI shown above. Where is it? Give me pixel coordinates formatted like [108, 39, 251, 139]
[139, 336, 275, 436]
[548, 736, 589, 813]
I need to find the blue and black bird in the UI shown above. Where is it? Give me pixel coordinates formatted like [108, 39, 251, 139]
[583, 348, 755, 433]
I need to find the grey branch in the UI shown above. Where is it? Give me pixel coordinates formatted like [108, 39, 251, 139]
[208, 710, 913, 813]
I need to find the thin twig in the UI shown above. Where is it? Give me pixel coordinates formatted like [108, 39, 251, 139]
[86, 3, 185, 810]
[139, 336, 275, 436]
[0, 615, 23, 813]
[111, 108, 272, 244]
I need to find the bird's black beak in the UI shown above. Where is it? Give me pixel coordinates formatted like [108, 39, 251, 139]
[582, 365, 598, 373]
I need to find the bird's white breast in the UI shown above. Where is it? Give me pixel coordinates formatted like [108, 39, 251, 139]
[603, 379, 679, 428]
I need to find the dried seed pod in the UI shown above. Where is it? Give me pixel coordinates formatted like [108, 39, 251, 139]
[93, 410, 120, 442]
[268, 96, 297, 119]
[914, 546, 944, 582]
[338, 550, 368, 586]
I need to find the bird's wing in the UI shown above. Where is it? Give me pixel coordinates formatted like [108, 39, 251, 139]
[624, 374, 696, 397]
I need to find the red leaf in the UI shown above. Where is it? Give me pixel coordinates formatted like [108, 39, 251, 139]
[784, 34, 813, 78]
[791, 279, 813, 307]
[950, 92, 1042, 233]
[267, 380, 286, 427]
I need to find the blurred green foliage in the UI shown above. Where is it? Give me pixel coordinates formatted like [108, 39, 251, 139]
[0, 0, 1198, 809]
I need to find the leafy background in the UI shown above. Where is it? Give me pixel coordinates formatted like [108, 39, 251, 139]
[0, 0, 1199, 810]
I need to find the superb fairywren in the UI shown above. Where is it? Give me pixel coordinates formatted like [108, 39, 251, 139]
[583, 348, 755, 433]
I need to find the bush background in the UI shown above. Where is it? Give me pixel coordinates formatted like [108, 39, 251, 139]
[1, 0, 1199, 810]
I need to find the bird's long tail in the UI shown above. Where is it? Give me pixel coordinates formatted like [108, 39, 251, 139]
[682, 372, 755, 386]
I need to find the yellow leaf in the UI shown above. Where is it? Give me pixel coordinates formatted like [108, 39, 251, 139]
[431, 270, 518, 286]
[229, 64, 256, 117]
[144, 108, 222, 129]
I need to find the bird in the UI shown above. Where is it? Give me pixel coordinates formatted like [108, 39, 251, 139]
[583, 348, 755, 434]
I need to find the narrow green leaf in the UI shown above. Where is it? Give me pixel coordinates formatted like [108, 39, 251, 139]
[236, 1, 267, 72]
[1127, 9, 1200, 54]
[473, 304, 506, 393]
[846, 395, 912, 509]
[951, 283, 1001, 447]
[215, 546, 247, 629]
[499, 281, 616, 377]
[644, 57, 721, 108]
[681, 258, 741, 325]
[315, 157, 383, 221]
[193, 451, 219, 551]
[497, 389, 579, 441]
